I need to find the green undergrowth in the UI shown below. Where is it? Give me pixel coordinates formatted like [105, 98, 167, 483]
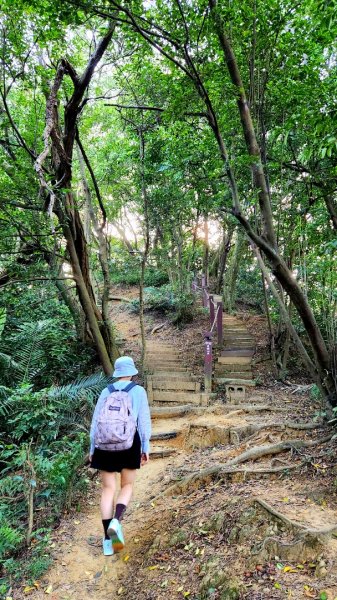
[127, 284, 195, 325]
[0, 374, 115, 597]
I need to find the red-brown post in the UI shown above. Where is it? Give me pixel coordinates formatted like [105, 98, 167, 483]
[217, 301, 223, 347]
[202, 287, 208, 308]
[204, 331, 213, 392]
[209, 295, 215, 328]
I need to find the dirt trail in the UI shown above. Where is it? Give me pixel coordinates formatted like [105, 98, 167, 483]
[34, 457, 174, 600]
[28, 294, 337, 600]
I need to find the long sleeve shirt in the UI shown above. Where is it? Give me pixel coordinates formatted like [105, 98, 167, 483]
[89, 381, 152, 455]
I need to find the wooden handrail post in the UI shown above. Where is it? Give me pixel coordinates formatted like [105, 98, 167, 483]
[202, 287, 208, 308]
[209, 295, 214, 328]
[217, 301, 223, 347]
[204, 331, 213, 392]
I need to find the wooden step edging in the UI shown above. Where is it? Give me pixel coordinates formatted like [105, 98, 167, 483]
[217, 356, 252, 365]
[149, 380, 201, 392]
[215, 377, 256, 386]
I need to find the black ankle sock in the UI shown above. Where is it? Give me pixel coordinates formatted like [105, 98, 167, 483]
[102, 518, 112, 540]
[114, 503, 127, 522]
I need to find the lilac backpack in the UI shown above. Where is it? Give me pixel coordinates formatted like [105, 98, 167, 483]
[95, 382, 137, 451]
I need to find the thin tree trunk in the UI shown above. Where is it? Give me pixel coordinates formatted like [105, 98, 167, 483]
[215, 223, 234, 294]
[223, 229, 244, 312]
[62, 221, 113, 374]
[253, 246, 323, 389]
[203, 213, 209, 286]
[76, 137, 118, 359]
[280, 302, 293, 378]
[139, 129, 150, 371]
[261, 269, 277, 371]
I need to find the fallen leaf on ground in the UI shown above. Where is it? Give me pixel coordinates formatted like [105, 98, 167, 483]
[45, 585, 53, 595]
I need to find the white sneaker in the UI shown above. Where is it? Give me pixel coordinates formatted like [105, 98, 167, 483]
[107, 518, 125, 552]
[102, 538, 114, 556]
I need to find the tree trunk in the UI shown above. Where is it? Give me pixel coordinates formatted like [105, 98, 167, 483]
[252, 246, 326, 393]
[223, 229, 245, 312]
[139, 129, 150, 371]
[208, 1, 335, 403]
[215, 223, 234, 294]
[34, 26, 116, 374]
[203, 213, 209, 286]
[76, 137, 118, 360]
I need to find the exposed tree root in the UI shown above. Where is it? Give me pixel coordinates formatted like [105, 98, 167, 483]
[109, 295, 133, 303]
[158, 462, 303, 499]
[150, 322, 168, 335]
[229, 421, 324, 444]
[251, 498, 337, 563]
[161, 434, 332, 496]
[224, 404, 291, 413]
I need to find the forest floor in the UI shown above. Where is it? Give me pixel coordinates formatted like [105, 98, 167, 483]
[28, 288, 337, 600]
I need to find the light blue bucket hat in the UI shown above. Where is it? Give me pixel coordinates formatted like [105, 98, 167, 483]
[113, 356, 138, 378]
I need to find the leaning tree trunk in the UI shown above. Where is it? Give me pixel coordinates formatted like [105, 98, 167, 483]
[35, 26, 116, 374]
[208, 0, 335, 403]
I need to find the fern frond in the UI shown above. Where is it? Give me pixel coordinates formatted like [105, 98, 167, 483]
[48, 372, 113, 407]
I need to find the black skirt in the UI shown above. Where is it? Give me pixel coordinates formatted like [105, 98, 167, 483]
[91, 430, 141, 472]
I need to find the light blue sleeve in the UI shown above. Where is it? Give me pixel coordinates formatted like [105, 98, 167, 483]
[89, 388, 109, 455]
[136, 387, 152, 454]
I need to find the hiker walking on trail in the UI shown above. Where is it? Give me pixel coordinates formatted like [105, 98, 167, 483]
[89, 356, 151, 556]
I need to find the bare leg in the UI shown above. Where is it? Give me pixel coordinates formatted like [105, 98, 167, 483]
[116, 469, 137, 508]
[100, 471, 117, 519]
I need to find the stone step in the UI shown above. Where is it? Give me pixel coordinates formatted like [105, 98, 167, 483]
[152, 390, 202, 404]
[217, 356, 252, 365]
[222, 347, 255, 352]
[221, 349, 255, 357]
[150, 379, 201, 391]
[151, 431, 178, 441]
[150, 448, 176, 459]
[148, 365, 189, 372]
[148, 372, 193, 380]
[147, 352, 181, 359]
[150, 404, 210, 420]
[215, 377, 256, 386]
[223, 334, 253, 340]
[146, 342, 178, 349]
[216, 371, 253, 379]
[151, 404, 197, 418]
[147, 354, 182, 366]
[223, 342, 254, 347]
[215, 362, 251, 372]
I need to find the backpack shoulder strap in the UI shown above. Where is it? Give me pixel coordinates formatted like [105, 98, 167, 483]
[107, 384, 116, 393]
[124, 381, 137, 393]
